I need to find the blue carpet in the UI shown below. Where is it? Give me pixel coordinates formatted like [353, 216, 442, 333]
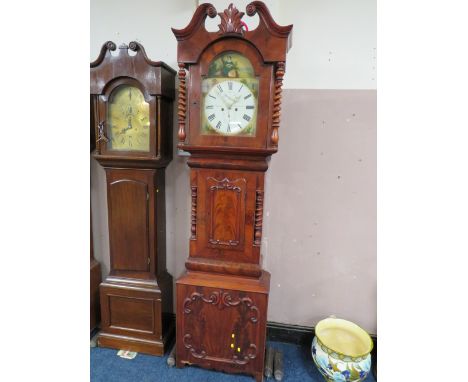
[91, 341, 376, 382]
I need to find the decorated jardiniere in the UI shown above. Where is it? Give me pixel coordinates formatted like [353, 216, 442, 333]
[311, 317, 373, 382]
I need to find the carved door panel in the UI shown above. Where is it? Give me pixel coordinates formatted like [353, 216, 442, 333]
[107, 169, 150, 273]
[206, 176, 246, 249]
[179, 284, 265, 373]
[191, 169, 263, 264]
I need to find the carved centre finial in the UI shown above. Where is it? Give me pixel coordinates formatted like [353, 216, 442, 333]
[218, 3, 245, 35]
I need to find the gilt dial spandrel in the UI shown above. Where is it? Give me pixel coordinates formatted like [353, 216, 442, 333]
[107, 85, 151, 152]
[201, 52, 258, 137]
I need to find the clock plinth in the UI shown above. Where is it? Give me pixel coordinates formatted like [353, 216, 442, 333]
[98, 273, 173, 356]
[173, 2, 292, 380]
[176, 271, 270, 382]
[91, 42, 176, 356]
[90, 220, 102, 331]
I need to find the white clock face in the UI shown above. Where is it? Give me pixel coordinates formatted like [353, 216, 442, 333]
[203, 79, 256, 136]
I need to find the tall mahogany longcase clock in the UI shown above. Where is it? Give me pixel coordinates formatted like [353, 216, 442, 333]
[90, 41, 176, 356]
[173, 2, 292, 380]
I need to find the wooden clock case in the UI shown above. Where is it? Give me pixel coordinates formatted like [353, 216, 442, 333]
[91, 42, 176, 355]
[90, 219, 101, 331]
[173, 2, 292, 380]
[90, 96, 102, 332]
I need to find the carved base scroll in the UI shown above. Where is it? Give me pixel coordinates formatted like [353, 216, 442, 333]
[182, 290, 259, 365]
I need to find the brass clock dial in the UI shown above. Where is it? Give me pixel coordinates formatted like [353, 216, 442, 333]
[107, 85, 150, 152]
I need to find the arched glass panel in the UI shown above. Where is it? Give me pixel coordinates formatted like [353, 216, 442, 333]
[107, 85, 150, 152]
[201, 52, 258, 137]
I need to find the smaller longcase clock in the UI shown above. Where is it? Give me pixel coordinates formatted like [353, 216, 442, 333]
[91, 41, 176, 356]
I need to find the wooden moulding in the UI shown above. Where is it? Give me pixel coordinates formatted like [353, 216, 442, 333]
[172, 1, 293, 64]
[177, 270, 270, 292]
[91, 41, 176, 97]
[185, 257, 262, 278]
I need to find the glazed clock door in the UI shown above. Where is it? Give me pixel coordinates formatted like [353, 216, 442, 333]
[107, 84, 151, 152]
[97, 78, 158, 159]
[189, 43, 274, 149]
[106, 169, 151, 274]
[201, 51, 258, 137]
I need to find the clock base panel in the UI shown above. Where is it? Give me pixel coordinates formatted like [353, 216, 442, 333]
[98, 332, 166, 356]
[90, 258, 101, 331]
[176, 271, 270, 381]
[97, 277, 172, 356]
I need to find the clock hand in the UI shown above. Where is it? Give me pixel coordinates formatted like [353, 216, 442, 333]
[224, 96, 236, 109]
[230, 94, 242, 106]
[118, 117, 134, 135]
[216, 90, 238, 109]
[223, 93, 242, 110]
[224, 93, 235, 102]
[216, 91, 230, 108]
[225, 92, 242, 106]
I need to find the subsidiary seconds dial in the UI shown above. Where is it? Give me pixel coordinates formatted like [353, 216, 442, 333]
[204, 80, 256, 135]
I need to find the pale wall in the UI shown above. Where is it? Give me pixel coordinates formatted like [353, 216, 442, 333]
[91, 0, 377, 333]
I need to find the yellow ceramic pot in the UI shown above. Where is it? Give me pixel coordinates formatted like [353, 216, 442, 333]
[311, 318, 373, 382]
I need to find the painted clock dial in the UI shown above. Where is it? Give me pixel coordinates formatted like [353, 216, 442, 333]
[203, 79, 256, 135]
[201, 51, 258, 137]
[107, 85, 150, 152]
